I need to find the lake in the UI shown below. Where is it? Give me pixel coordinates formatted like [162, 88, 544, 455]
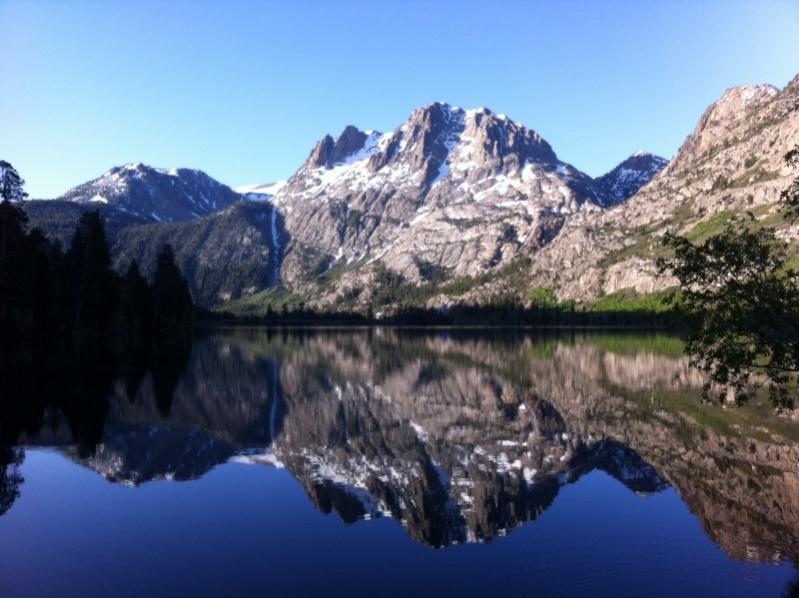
[1, 328, 798, 597]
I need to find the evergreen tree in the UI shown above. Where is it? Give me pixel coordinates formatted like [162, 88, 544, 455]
[26, 228, 58, 330]
[0, 201, 30, 334]
[65, 211, 118, 333]
[152, 244, 193, 329]
[122, 260, 153, 330]
[0, 161, 28, 203]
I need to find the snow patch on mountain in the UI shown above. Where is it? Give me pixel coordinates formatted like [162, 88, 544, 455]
[59, 163, 241, 222]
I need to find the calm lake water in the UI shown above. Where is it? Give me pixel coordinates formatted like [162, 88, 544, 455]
[1, 329, 798, 597]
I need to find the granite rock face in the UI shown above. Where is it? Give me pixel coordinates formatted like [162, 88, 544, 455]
[271, 102, 653, 301]
[261, 78, 798, 309]
[517, 76, 799, 303]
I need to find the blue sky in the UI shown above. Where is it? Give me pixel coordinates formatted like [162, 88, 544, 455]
[2, 0, 798, 198]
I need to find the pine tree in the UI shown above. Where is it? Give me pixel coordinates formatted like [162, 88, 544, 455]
[122, 260, 153, 330]
[0, 201, 30, 334]
[65, 211, 118, 333]
[0, 161, 28, 203]
[152, 244, 193, 329]
[26, 228, 57, 330]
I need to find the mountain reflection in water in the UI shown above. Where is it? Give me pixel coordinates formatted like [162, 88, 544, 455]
[2, 329, 799, 567]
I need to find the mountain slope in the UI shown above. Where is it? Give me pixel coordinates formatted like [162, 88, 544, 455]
[23, 101, 671, 309]
[25, 200, 281, 305]
[267, 77, 798, 312]
[518, 76, 799, 303]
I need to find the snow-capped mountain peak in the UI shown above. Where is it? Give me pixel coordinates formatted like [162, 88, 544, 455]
[269, 102, 619, 286]
[58, 163, 241, 222]
[594, 152, 669, 204]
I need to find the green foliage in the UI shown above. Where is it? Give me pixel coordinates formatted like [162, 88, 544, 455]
[657, 147, 799, 409]
[590, 289, 682, 314]
[414, 257, 449, 284]
[781, 146, 799, 221]
[659, 213, 799, 408]
[223, 286, 306, 316]
[527, 287, 558, 307]
[683, 211, 734, 243]
[66, 211, 118, 332]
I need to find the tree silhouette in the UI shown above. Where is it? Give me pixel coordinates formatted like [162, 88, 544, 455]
[65, 211, 118, 333]
[122, 259, 153, 330]
[0, 447, 23, 517]
[152, 244, 193, 330]
[0, 201, 31, 334]
[0, 161, 28, 203]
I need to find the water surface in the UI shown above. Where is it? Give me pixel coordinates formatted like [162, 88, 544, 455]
[1, 329, 798, 597]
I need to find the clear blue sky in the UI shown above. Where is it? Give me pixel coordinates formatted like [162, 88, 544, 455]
[2, 0, 798, 198]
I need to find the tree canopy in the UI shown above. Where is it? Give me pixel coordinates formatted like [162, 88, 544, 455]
[659, 146, 799, 408]
[1, 199, 194, 339]
[0, 161, 28, 203]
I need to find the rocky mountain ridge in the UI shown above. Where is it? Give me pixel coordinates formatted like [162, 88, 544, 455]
[53, 162, 242, 223]
[272, 102, 663, 292]
[515, 76, 799, 304]
[594, 152, 669, 204]
[21, 102, 666, 308]
[19, 73, 799, 311]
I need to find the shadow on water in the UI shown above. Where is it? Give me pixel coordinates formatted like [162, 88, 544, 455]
[1, 327, 799, 569]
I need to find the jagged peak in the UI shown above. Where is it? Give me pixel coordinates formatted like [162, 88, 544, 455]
[304, 125, 385, 170]
[783, 73, 799, 93]
[594, 152, 669, 204]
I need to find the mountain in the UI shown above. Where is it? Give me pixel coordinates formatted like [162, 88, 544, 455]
[54, 162, 242, 222]
[110, 201, 282, 304]
[24, 199, 280, 305]
[24, 163, 284, 304]
[22, 73, 799, 312]
[518, 76, 799, 304]
[25, 104, 664, 309]
[263, 103, 662, 303]
[594, 151, 668, 204]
